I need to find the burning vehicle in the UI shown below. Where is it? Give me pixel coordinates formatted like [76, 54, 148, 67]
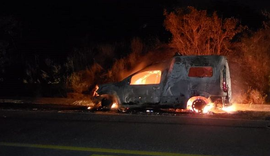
[93, 53, 232, 113]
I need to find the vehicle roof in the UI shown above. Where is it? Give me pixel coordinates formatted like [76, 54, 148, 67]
[127, 55, 226, 78]
[174, 55, 225, 67]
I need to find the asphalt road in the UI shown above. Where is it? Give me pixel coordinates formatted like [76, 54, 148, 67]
[0, 109, 270, 156]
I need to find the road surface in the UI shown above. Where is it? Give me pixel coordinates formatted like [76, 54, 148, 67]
[0, 108, 270, 156]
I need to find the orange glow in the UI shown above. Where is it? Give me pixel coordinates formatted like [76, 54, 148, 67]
[188, 66, 213, 77]
[111, 102, 118, 109]
[222, 104, 236, 113]
[202, 103, 214, 113]
[187, 96, 213, 113]
[130, 70, 161, 85]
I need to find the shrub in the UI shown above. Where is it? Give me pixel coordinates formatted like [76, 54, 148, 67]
[164, 6, 244, 55]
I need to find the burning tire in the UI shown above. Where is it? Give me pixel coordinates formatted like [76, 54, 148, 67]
[187, 96, 213, 113]
[191, 99, 206, 113]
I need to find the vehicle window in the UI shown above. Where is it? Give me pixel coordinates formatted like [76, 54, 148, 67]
[130, 70, 161, 85]
[188, 66, 213, 77]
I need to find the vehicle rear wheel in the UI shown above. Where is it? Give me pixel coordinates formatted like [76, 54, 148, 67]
[192, 99, 206, 113]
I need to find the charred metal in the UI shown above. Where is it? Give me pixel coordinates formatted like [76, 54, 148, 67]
[93, 54, 232, 112]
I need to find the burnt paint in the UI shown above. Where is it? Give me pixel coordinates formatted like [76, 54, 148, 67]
[97, 55, 232, 109]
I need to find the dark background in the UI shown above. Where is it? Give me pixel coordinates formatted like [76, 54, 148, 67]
[0, 0, 270, 97]
[1, 0, 269, 57]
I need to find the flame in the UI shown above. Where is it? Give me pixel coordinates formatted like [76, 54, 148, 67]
[130, 70, 161, 85]
[202, 103, 214, 113]
[187, 96, 239, 114]
[111, 103, 118, 109]
[222, 104, 236, 113]
[187, 96, 213, 113]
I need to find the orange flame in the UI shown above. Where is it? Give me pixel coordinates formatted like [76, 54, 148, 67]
[202, 103, 214, 113]
[222, 104, 236, 113]
[187, 96, 213, 113]
[130, 70, 161, 85]
[111, 102, 118, 109]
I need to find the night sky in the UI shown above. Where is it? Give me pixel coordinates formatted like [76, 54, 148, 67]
[1, 0, 270, 97]
[0, 0, 270, 58]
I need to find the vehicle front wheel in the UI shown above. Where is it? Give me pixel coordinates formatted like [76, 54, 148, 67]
[100, 94, 119, 111]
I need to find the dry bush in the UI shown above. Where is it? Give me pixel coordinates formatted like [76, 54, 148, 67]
[164, 7, 270, 104]
[95, 44, 116, 68]
[240, 26, 270, 94]
[237, 87, 267, 104]
[164, 6, 244, 55]
[107, 38, 175, 82]
[97, 44, 116, 57]
[229, 12, 270, 104]
[65, 42, 119, 96]
[66, 62, 104, 94]
[65, 39, 145, 95]
[248, 89, 267, 104]
[65, 44, 110, 96]
[23, 57, 62, 85]
[107, 37, 152, 82]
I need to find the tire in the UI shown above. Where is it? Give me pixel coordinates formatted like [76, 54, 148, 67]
[101, 97, 113, 109]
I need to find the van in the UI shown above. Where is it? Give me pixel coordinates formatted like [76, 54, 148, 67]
[94, 54, 232, 112]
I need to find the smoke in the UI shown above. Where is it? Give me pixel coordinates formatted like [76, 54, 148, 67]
[110, 44, 176, 82]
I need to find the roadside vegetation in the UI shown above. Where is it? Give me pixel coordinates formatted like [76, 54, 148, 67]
[163, 7, 270, 104]
[0, 6, 270, 104]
